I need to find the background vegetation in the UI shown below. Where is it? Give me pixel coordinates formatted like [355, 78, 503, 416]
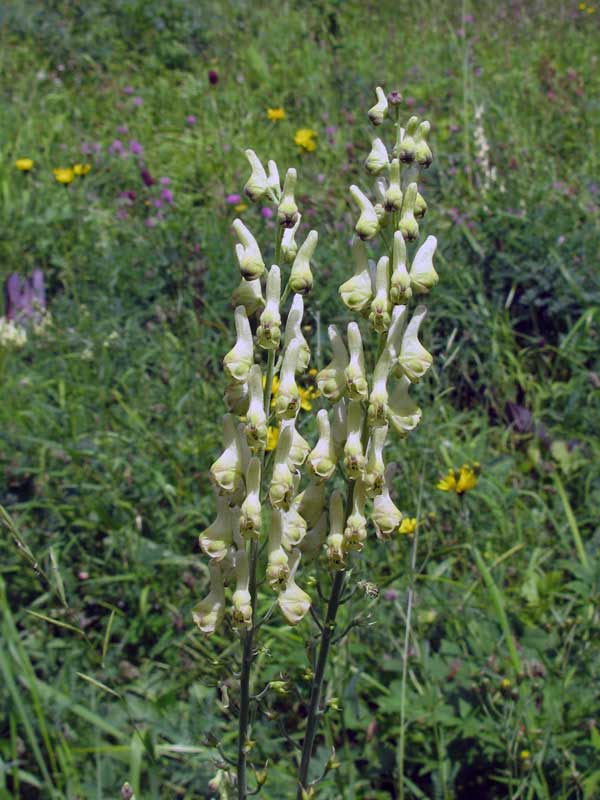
[1, 0, 599, 797]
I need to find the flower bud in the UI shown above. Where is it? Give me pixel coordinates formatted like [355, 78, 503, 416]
[363, 425, 388, 497]
[274, 340, 300, 419]
[350, 185, 379, 241]
[398, 183, 419, 242]
[398, 116, 419, 164]
[224, 306, 254, 382]
[345, 322, 368, 400]
[397, 304, 432, 383]
[343, 480, 367, 552]
[300, 510, 327, 560]
[267, 159, 281, 196]
[368, 346, 394, 428]
[257, 265, 282, 350]
[367, 86, 388, 126]
[243, 149, 269, 202]
[281, 214, 301, 264]
[308, 409, 337, 482]
[344, 400, 365, 479]
[316, 325, 349, 401]
[278, 549, 311, 624]
[414, 121, 433, 168]
[289, 230, 317, 295]
[210, 414, 244, 496]
[284, 294, 311, 373]
[269, 425, 295, 509]
[339, 238, 374, 312]
[240, 457, 262, 539]
[225, 378, 249, 416]
[231, 546, 252, 630]
[232, 278, 264, 316]
[245, 365, 268, 448]
[372, 465, 402, 539]
[266, 510, 289, 590]
[281, 417, 310, 468]
[369, 256, 391, 333]
[365, 138, 390, 175]
[296, 479, 326, 528]
[409, 235, 439, 294]
[388, 375, 422, 436]
[192, 560, 226, 634]
[326, 490, 346, 570]
[232, 219, 266, 280]
[199, 494, 234, 560]
[384, 158, 403, 212]
[278, 168, 299, 228]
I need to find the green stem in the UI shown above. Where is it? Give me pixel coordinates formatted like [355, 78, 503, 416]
[237, 539, 259, 800]
[295, 568, 346, 799]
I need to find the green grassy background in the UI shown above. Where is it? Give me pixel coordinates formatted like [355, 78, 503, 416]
[1, 0, 599, 797]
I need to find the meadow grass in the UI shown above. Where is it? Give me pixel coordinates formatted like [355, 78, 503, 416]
[1, 1, 599, 797]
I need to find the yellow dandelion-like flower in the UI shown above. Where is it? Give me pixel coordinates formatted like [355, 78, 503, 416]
[294, 128, 317, 152]
[500, 678, 511, 689]
[73, 163, 91, 176]
[53, 167, 75, 185]
[456, 464, 478, 494]
[299, 385, 320, 412]
[436, 469, 457, 492]
[520, 750, 531, 761]
[399, 517, 417, 535]
[267, 107, 286, 121]
[266, 426, 279, 452]
[234, 202, 248, 213]
[15, 158, 34, 172]
[578, 2, 587, 8]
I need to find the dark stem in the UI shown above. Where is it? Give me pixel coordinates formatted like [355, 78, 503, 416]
[237, 538, 258, 800]
[295, 568, 346, 798]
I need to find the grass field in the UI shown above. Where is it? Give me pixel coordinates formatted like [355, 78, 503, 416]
[1, 1, 599, 798]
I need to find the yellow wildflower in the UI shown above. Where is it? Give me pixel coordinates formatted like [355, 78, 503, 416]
[520, 750, 531, 761]
[436, 469, 457, 492]
[294, 128, 317, 152]
[73, 163, 91, 176]
[456, 464, 478, 494]
[299, 385, 320, 411]
[266, 426, 279, 451]
[267, 107, 286, 121]
[500, 678, 511, 690]
[399, 517, 417, 535]
[234, 202, 248, 213]
[578, 2, 586, 8]
[15, 158, 34, 172]
[53, 167, 75, 184]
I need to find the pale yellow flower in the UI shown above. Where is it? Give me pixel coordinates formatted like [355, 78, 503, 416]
[398, 517, 417, 535]
[234, 202, 248, 213]
[53, 167, 75, 184]
[294, 128, 317, 152]
[267, 107, 286, 121]
[15, 158, 34, 171]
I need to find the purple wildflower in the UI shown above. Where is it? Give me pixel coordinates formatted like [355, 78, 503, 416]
[226, 193, 241, 204]
[132, 96, 143, 107]
[129, 140, 144, 156]
[117, 124, 129, 135]
[123, 85, 134, 95]
[146, 217, 158, 228]
[160, 176, 171, 186]
[140, 168, 155, 187]
[109, 139, 124, 155]
[161, 188, 174, 204]
[115, 208, 129, 221]
[261, 206, 273, 219]
[208, 70, 219, 85]
[186, 114, 197, 126]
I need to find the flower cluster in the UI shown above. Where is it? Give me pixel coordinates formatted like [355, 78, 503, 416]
[193, 86, 439, 640]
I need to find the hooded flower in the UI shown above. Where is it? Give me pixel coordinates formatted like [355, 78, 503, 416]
[364, 138, 390, 176]
[240, 457, 262, 539]
[231, 545, 253, 630]
[223, 306, 254, 382]
[343, 480, 368, 552]
[283, 294, 311, 373]
[369, 256, 392, 333]
[257, 265, 282, 350]
[344, 322, 368, 400]
[388, 376, 422, 436]
[326, 490, 346, 570]
[289, 230, 318, 294]
[350, 185, 379, 241]
[278, 168, 300, 227]
[409, 235, 439, 294]
[372, 465, 403, 539]
[192, 561, 226, 634]
[339, 238, 373, 312]
[199, 493, 234, 560]
[210, 414, 245, 496]
[397, 304, 432, 383]
[274, 339, 301, 419]
[243, 149, 269, 202]
[316, 325, 349, 401]
[232, 219, 266, 280]
[245, 365, 268, 449]
[307, 409, 337, 482]
[367, 86, 388, 126]
[278, 549, 311, 624]
[363, 424, 388, 497]
[398, 182, 419, 242]
[390, 231, 412, 305]
[281, 214, 301, 263]
[269, 424, 295, 509]
[266, 510, 290, 589]
[344, 400, 366, 479]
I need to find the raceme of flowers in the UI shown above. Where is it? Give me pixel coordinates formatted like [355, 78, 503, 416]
[193, 84, 437, 637]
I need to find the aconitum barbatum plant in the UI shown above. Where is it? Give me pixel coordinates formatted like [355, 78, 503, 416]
[193, 86, 438, 800]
